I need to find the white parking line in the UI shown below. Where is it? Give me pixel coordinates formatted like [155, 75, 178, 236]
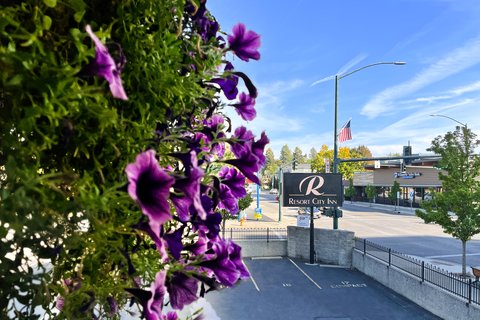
[288, 258, 322, 289]
[425, 253, 480, 259]
[243, 261, 260, 292]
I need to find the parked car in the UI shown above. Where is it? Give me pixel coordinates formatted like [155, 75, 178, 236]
[297, 207, 321, 219]
[269, 188, 278, 195]
[424, 193, 433, 201]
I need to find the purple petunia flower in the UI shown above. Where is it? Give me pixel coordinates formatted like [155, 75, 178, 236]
[227, 23, 261, 62]
[167, 272, 199, 310]
[217, 184, 239, 214]
[219, 167, 246, 199]
[200, 239, 249, 286]
[164, 227, 184, 260]
[55, 295, 64, 311]
[162, 312, 179, 320]
[232, 92, 256, 121]
[107, 296, 118, 316]
[171, 151, 206, 220]
[224, 128, 269, 185]
[85, 25, 128, 100]
[126, 150, 175, 238]
[209, 62, 238, 100]
[147, 271, 167, 319]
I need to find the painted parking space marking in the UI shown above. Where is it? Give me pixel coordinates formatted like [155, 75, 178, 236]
[243, 260, 260, 292]
[330, 280, 367, 289]
[288, 258, 322, 289]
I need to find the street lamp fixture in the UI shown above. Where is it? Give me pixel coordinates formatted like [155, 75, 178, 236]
[332, 61, 406, 229]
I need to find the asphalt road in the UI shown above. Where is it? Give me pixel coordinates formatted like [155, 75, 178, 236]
[239, 191, 480, 272]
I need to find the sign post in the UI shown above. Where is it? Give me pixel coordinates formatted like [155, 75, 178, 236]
[283, 173, 343, 264]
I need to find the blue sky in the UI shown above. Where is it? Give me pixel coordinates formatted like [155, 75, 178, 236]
[209, 0, 480, 157]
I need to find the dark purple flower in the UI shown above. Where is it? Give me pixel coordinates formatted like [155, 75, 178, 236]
[203, 114, 224, 130]
[85, 25, 128, 100]
[162, 312, 179, 320]
[126, 150, 175, 237]
[230, 126, 255, 158]
[227, 23, 261, 62]
[164, 227, 184, 260]
[171, 151, 206, 220]
[184, 230, 208, 255]
[200, 239, 242, 286]
[210, 62, 238, 100]
[219, 167, 246, 199]
[107, 296, 118, 316]
[232, 92, 256, 121]
[227, 241, 250, 279]
[217, 184, 239, 214]
[147, 271, 167, 319]
[167, 272, 199, 310]
[197, 17, 219, 41]
[224, 152, 260, 185]
[251, 131, 269, 167]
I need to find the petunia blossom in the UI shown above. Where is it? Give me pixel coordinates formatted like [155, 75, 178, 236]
[209, 62, 238, 100]
[85, 25, 128, 100]
[200, 239, 249, 286]
[232, 92, 256, 121]
[219, 167, 246, 199]
[167, 272, 199, 310]
[217, 184, 239, 214]
[146, 270, 167, 319]
[227, 23, 261, 62]
[125, 150, 175, 238]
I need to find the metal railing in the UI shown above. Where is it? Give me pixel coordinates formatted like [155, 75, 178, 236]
[355, 238, 480, 305]
[223, 228, 287, 242]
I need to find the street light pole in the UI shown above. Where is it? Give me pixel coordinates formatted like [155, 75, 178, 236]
[332, 61, 406, 229]
[429, 114, 467, 128]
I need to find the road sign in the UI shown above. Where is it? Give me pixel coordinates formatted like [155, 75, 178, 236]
[282, 173, 343, 207]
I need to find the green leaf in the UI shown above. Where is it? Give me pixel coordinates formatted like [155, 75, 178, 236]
[43, 0, 57, 7]
[73, 10, 85, 23]
[43, 15, 52, 30]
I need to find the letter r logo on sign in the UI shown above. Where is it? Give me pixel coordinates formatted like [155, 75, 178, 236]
[299, 175, 325, 196]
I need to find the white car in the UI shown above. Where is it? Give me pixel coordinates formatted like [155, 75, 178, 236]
[269, 188, 278, 194]
[424, 193, 433, 201]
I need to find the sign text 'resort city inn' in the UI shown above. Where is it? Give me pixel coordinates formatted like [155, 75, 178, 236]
[282, 173, 343, 207]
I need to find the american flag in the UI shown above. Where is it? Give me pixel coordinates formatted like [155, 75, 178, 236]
[338, 119, 352, 143]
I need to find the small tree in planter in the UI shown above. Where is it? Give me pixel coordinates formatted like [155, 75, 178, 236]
[365, 185, 377, 206]
[389, 181, 401, 211]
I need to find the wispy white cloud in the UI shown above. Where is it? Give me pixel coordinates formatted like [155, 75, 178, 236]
[336, 53, 368, 76]
[311, 54, 368, 87]
[361, 35, 480, 118]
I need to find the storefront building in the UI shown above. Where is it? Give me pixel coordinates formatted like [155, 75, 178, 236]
[351, 160, 445, 208]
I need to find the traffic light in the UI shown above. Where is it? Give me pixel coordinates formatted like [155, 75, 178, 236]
[292, 155, 297, 171]
[403, 146, 412, 165]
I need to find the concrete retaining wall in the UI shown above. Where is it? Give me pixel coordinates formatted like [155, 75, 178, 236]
[236, 240, 287, 258]
[287, 226, 354, 266]
[353, 250, 480, 320]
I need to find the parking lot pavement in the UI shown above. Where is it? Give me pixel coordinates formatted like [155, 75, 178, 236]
[205, 257, 441, 320]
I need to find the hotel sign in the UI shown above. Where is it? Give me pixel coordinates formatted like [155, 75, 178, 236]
[282, 173, 343, 207]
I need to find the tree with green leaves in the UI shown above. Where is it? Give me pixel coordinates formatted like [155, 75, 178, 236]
[389, 181, 401, 210]
[365, 185, 377, 206]
[262, 148, 278, 186]
[416, 126, 480, 276]
[280, 144, 293, 168]
[345, 179, 356, 203]
[311, 144, 332, 173]
[293, 147, 306, 164]
[309, 147, 318, 162]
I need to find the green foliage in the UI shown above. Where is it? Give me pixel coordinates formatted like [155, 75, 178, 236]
[344, 179, 355, 201]
[416, 127, 480, 241]
[365, 185, 376, 203]
[389, 181, 401, 204]
[293, 147, 306, 164]
[279, 144, 293, 167]
[416, 127, 480, 275]
[0, 0, 232, 318]
[310, 145, 366, 179]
